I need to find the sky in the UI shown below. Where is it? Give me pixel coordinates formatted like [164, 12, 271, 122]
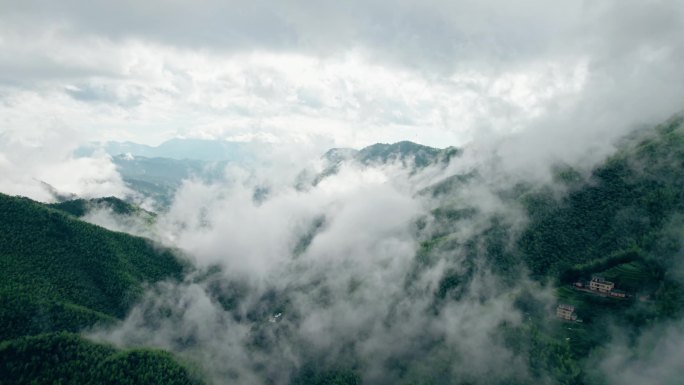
[1, 0, 682, 150]
[0, 0, 683, 201]
[2, 2, 684, 383]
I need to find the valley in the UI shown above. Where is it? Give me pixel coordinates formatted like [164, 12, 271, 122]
[3, 116, 684, 384]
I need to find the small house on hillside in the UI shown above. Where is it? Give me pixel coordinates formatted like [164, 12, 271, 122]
[556, 304, 578, 321]
[589, 276, 614, 293]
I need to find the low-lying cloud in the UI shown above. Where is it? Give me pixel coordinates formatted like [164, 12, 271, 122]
[596, 323, 684, 385]
[86, 151, 557, 385]
[0, 126, 131, 201]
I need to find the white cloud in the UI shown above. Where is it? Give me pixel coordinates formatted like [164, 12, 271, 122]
[88, 156, 550, 384]
[4, 0, 677, 152]
[1, 1, 682, 382]
[0, 117, 131, 201]
[597, 323, 684, 385]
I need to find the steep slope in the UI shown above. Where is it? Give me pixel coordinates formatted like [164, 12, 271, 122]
[0, 193, 203, 384]
[104, 138, 257, 162]
[355, 141, 455, 167]
[0, 193, 190, 336]
[48, 196, 153, 218]
[112, 155, 230, 208]
[410, 115, 684, 385]
[0, 332, 201, 385]
[312, 141, 459, 186]
[517, 116, 684, 313]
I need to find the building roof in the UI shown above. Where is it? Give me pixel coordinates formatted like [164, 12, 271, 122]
[591, 276, 616, 285]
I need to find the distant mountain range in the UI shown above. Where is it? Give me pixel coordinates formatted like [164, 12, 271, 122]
[79, 138, 262, 162]
[306, 141, 459, 187]
[323, 140, 459, 167]
[75, 138, 262, 208]
[78, 138, 456, 208]
[111, 154, 229, 208]
[4, 116, 684, 384]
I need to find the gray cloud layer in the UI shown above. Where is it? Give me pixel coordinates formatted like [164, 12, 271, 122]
[2, 0, 683, 154]
[1, 2, 683, 383]
[89, 158, 548, 385]
[3, 0, 680, 70]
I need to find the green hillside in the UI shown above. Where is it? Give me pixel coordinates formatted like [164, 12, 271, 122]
[4, 116, 684, 385]
[516, 116, 684, 313]
[0, 194, 188, 333]
[313, 141, 459, 186]
[112, 155, 229, 208]
[0, 193, 202, 384]
[513, 117, 684, 383]
[356, 141, 444, 167]
[0, 332, 201, 385]
[413, 115, 684, 385]
[48, 196, 151, 218]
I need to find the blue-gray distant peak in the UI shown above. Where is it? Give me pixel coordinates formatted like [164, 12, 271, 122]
[104, 138, 260, 162]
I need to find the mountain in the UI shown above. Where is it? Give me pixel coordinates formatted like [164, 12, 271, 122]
[48, 196, 153, 219]
[0, 333, 201, 385]
[75, 138, 266, 207]
[412, 115, 684, 384]
[112, 155, 229, 208]
[0, 193, 201, 384]
[6, 117, 684, 385]
[323, 140, 459, 168]
[518, 116, 684, 280]
[355, 140, 459, 167]
[0, 193, 190, 336]
[103, 138, 259, 162]
[310, 141, 460, 186]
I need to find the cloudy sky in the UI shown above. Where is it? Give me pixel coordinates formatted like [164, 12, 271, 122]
[2, 3, 683, 382]
[1, 0, 682, 151]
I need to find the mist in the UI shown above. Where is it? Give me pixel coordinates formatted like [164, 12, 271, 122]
[2, 0, 684, 383]
[0, 131, 131, 202]
[595, 323, 684, 385]
[82, 141, 556, 385]
[75, 111, 684, 384]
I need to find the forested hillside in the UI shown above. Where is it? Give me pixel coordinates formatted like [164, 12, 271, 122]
[0, 333, 201, 385]
[312, 141, 459, 187]
[414, 115, 684, 385]
[517, 116, 684, 318]
[520, 115, 684, 280]
[48, 196, 150, 218]
[3, 116, 684, 385]
[0, 193, 201, 384]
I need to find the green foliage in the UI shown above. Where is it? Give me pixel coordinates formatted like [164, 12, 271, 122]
[48, 197, 147, 218]
[293, 215, 326, 257]
[0, 193, 187, 329]
[496, 116, 684, 384]
[599, 260, 657, 293]
[525, 325, 583, 385]
[4, 116, 684, 385]
[518, 116, 684, 289]
[356, 141, 442, 168]
[419, 116, 684, 385]
[0, 194, 204, 384]
[95, 349, 202, 385]
[0, 332, 201, 385]
[292, 364, 361, 385]
[0, 293, 116, 341]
